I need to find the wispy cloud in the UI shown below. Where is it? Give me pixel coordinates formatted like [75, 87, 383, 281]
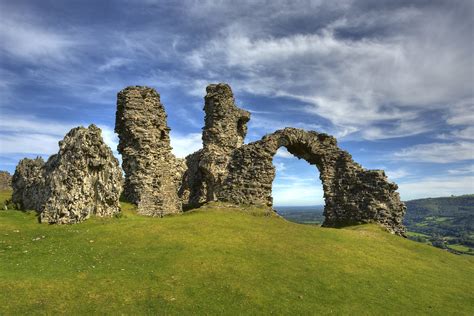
[170, 132, 202, 158]
[398, 175, 474, 201]
[447, 165, 474, 175]
[385, 168, 410, 180]
[184, 3, 473, 139]
[0, 12, 77, 64]
[0, 115, 118, 158]
[393, 142, 474, 163]
[273, 183, 324, 206]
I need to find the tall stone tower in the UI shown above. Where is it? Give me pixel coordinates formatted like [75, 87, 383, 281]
[115, 86, 183, 216]
[179, 84, 251, 207]
[199, 83, 251, 201]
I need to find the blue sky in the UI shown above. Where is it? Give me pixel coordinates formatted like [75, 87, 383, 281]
[0, 0, 473, 205]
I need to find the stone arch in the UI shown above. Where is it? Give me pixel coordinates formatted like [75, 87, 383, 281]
[219, 128, 406, 235]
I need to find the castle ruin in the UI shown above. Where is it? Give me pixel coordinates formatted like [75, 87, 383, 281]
[117, 83, 406, 235]
[12, 83, 406, 235]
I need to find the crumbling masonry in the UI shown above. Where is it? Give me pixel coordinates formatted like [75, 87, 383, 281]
[115, 87, 184, 216]
[12, 125, 123, 224]
[12, 82, 405, 234]
[116, 83, 406, 235]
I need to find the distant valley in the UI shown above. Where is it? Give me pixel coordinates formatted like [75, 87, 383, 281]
[276, 194, 474, 255]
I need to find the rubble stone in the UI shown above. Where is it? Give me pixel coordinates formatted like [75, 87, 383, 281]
[12, 125, 123, 224]
[0, 171, 12, 190]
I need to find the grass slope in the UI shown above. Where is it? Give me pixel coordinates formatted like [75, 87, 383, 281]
[1, 191, 473, 315]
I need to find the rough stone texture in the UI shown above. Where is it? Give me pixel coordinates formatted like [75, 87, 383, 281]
[115, 86, 184, 216]
[178, 83, 406, 235]
[0, 171, 12, 190]
[114, 82, 405, 234]
[12, 158, 46, 210]
[179, 83, 250, 207]
[12, 125, 123, 224]
[219, 128, 406, 236]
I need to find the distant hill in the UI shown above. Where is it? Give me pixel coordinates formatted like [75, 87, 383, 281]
[274, 205, 324, 225]
[275, 195, 474, 255]
[403, 195, 474, 254]
[1, 191, 473, 314]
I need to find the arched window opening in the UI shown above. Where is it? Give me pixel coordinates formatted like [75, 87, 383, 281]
[272, 147, 325, 226]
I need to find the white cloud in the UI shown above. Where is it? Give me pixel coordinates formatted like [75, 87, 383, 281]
[359, 120, 432, 140]
[170, 132, 202, 158]
[184, 5, 473, 140]
[274, 162, 286, 172]
[385, 168, 410, 180]
[393, 142, 474, 163]
[98, 58, 131, 72]
[273, 183, 324, 206]
[0, 133, 62, 155]
[0, 115, 75, 137]
[275, 147, 293, 158]
[445, 98, 474, 126]
[447, 165, 474, 175]
[398, 176, 474, 201]
[0, 13, 76, 63]
[450, 127, 474, 141]
[0, 115, 119, 159]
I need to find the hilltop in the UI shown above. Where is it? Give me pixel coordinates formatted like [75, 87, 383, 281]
[404, 195, 474, 253]
[1, 191, 473, 315]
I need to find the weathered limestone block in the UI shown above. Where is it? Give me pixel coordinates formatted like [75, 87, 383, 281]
[0, 171, 12, 190]
[115, 86, 183, 216]
[12, 125, 123, 224]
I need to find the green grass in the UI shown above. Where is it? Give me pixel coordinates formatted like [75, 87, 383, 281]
[1, 191, 473, 315]
[0, 190, 12, 210]
[406, 231, 430, 238]
[448, 244, 471, 253]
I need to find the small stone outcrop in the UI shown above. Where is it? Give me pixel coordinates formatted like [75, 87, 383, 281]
[115, 86, 183, 216]
[0, 171, 12, 190]
[12, 158, 46, 210]
[12, 125, 123, 224]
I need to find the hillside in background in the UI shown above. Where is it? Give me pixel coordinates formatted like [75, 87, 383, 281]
[276, 195, 474, 255]
[403, 195, 474, 254]
[1, 191, 473, 314]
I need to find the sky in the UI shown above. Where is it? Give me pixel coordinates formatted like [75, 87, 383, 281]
[0, 0, 473, 206]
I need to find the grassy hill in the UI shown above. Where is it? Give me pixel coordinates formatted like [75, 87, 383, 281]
[404, 195, 474, 254]
[1, 190, 473, 315]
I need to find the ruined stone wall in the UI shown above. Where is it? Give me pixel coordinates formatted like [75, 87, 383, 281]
[177, 83, 405, 235]
[11, 82, 405, 233]
[12, 125, 123, 224]
[180, 84, 250, 207]
[218, 128, 406, 235]
[0, 171, 12, 190]
[115, 86, 183, 216]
